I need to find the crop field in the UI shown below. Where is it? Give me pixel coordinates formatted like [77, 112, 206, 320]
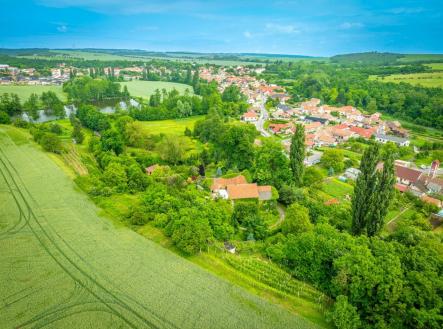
[369, 72, 443, 88]
[0, 125, 318, 329]
[120, 80, 194, 99]
[0, 85, 66, 101]
[139, 115, 204, 135]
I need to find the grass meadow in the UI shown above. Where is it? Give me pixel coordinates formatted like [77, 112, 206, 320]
[138, 115, 204, 135]
[0, 84, 66, 101]
[369, 72, 443, 88]
[0, 125, 319, 329]
[120, 80, 194, 99]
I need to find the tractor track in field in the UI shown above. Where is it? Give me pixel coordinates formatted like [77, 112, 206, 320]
[0, 136, 253, 329]
[0, 143, 180, 329]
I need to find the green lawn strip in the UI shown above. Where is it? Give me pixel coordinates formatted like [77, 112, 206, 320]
[138, 115, 204, 135]
[321, 179, 353, 201]
[120, 80, 194, 99]
[0, 85, 67, 101]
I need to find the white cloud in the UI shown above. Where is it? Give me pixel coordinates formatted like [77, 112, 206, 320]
[339, 22, 364, 30]
[56, 24, 67, 32]
[243, 31, 252, 38]
[265, 23, 300, 34]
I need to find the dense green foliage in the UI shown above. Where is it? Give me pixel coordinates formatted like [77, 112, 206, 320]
[63, 76, 128, 103]
[290, 124, 305, 185]
[352, 144, 395, 236]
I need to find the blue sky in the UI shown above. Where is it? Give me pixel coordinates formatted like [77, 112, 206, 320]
[1, 0, 442, 56]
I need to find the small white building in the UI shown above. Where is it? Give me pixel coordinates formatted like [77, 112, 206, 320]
[375, 134, 410, 147]
[242, 111, 258, 122]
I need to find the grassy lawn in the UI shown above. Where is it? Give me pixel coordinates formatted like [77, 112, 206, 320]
[120, 80, 194, 99]
[369, 72, 443, 88]
[138, 115, 204, 135]
[321, 178, 353, 201]
[0, 84, 66, 101]
[425, 63, 443, 70]
[0, 124, 318, 329]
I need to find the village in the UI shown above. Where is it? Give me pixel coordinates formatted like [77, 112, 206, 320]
[199, 66, 443, 209]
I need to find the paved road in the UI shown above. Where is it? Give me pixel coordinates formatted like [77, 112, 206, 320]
[255, 100, 271, 137]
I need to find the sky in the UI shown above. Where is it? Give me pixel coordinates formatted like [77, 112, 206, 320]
[1, 0, 442, 56]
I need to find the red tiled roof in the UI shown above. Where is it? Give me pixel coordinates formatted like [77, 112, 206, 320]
[227, 183, 259, 199]
[257, 185, 272, 192]
[349, 126, 374, 139]
[395, 165, 422, 184]
[242, 111, 258, 118]
[334, 124, 349, 130]
[211, 175, 247, 191]
[394, 183, 408, 192]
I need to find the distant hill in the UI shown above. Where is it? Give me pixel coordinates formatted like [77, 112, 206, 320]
[330, 52, 405, 65]
[331, 51, 443, 65]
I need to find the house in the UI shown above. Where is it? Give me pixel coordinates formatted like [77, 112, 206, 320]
[211, 175, 247, 192]
[375, 134, 410, 147]
[417, 175, 443, 194]
[330, 126, 355, 142]
[145, 164, 159, 175]
[394, 165, 423, 185]
[227, 184, 260, 200]
[304, 122, 322, 133]
[344, 167, 361, 180]
[277, 104, 291, 112]
[306, 116, 329, 125]
[211, 175, 272, 201]
[258, 186, 273, 200]
[349, 126, 375, 139]
[315, 131, 336, 147]
[269, 123, 293, 134]
[242, 111, 258, 122]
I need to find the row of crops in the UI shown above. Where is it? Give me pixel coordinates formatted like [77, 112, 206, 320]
[223, 254, 330, 310]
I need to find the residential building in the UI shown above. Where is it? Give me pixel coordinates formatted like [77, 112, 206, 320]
[375, 134, 410, 147]
[242, 111, 258, 122]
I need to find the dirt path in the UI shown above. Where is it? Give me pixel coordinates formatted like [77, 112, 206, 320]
[386, 204, 412, 231]
[270, 203, 286, 229]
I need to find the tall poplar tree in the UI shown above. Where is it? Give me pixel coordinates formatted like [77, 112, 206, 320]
[367, 154, 395, 236]
[351, 143, 395, 236]
[290, 124, 305, 186]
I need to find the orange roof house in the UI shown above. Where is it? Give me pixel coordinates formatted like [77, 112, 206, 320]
[349, 126, 375, 139]
[211, 175, 247, 191]
[227, 184, 260, 200]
